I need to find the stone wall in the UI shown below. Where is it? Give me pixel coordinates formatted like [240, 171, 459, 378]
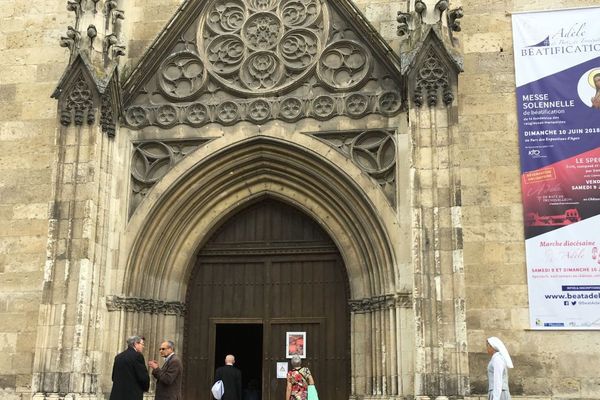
[459, 0, 600, 399]
[1, 0, 600, 399]
[0, 2, 70, 399]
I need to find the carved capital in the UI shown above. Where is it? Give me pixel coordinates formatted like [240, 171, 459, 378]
[349, 293, 412, 313]
[106, 295, 186, 316]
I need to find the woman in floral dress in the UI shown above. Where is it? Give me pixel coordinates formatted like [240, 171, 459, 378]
[285, 355, 314, 400]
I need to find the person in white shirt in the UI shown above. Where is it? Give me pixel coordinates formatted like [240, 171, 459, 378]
[486, 337, 513, 400]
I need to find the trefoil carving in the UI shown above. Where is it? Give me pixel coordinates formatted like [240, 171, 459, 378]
[414, 49, 453, 107]
[60, 75, 95, 127]
[130, 138, 216, 216]
[310, 129, 397, 206]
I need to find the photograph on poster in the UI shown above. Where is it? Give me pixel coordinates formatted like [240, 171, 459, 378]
[577, 68, 600, 108]
[286, 332, 306, 358]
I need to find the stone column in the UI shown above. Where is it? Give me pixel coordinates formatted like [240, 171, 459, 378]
[32, 112, 115, 398]
[400, 1, 469, 397]
[349, 294, 413, 400]
[33, 0, 125, 397]
[411, 102, 468, 398]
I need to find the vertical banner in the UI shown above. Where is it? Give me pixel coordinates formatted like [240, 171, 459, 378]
[512, 8, 600, 329]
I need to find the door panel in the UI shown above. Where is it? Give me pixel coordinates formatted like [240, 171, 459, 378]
[184, 200, 350, 400]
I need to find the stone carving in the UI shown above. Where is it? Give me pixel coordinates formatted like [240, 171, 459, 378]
[279, 97, 303, 121]
[310, 129, 397, 205]
[243, 12, 282, 50]
[280, 29, 319, 70]
[379, 91, 403, 116]
[414, 49, 453, 107]
[126, 106, 149, 127]
[56, 0, 125, 137]
[345, 93, 369, 117]
[62, 0, 126, 64]
[60, 76, 95, 127]
[396, 1, 463, 107]
[216, 101, 241, 124]
[123, 90, 402, 129]
[155, 104, 179, 128]
[317, 40, 371, 91]
[159, 52, 207, 100]
[448, 7, 464, 32]
[130, 139, 215, 215]
[185, 103, 209, 126]
[199, 0, 328, 96]
[122, 0, 405, 129]
[312, 95, 336, 119]
[349, 293, 412, 313]
[247, 99, 271, 122]
[100, 89, 116, 137]
[106, 295, 186, 316]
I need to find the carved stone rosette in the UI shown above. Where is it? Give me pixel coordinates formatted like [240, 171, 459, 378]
[106, 295, 186, 316]
[199, 0, 330, 96]
[125, 91, 402, 129]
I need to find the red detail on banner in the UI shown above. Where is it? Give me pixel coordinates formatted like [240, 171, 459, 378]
[522, 147, 600, 227]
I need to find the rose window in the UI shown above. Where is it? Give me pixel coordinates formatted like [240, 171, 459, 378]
[199, 0, 328, 96]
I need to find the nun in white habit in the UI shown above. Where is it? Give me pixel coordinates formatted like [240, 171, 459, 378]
[486, 337, 513, 400]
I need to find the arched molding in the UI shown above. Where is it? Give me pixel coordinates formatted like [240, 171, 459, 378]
[120, 134, 401, 305]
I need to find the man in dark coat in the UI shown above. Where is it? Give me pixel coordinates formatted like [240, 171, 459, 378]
[109, 335, 150, 400]
[149, 340, 183, 400]
[215, 354, 242, 400]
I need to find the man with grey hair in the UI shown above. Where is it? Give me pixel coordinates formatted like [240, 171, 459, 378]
[149, 339, 183, 400]
[109, 335, 150, 400]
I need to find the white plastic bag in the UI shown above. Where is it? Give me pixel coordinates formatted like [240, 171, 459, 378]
[211, 379, 224, 399]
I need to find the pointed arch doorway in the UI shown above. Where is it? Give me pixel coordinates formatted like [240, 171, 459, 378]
[184, 198, 350, 400]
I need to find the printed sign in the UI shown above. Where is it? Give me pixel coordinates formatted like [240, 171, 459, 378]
[277, 362, 288, 379]
[512, 7, 600, 329]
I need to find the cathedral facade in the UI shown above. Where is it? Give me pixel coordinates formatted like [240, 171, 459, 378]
[0, 0, 598, 399]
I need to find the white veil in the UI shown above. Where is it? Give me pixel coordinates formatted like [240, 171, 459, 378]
[487, 336, 514, 369]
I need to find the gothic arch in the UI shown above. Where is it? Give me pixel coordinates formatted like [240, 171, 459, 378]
[121, 135, 398, 303]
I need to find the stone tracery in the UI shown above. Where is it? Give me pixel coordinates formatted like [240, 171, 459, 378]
[124, 0, 402, 129]
[199, 0, 329, 96]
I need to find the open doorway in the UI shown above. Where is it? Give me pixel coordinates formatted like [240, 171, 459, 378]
[214, 323, 263, 400]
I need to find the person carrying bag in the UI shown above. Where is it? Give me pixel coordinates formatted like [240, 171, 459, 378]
[285, 355, 317, 400]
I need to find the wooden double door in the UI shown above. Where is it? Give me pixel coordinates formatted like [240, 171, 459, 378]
[184, 200, 350, 400]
